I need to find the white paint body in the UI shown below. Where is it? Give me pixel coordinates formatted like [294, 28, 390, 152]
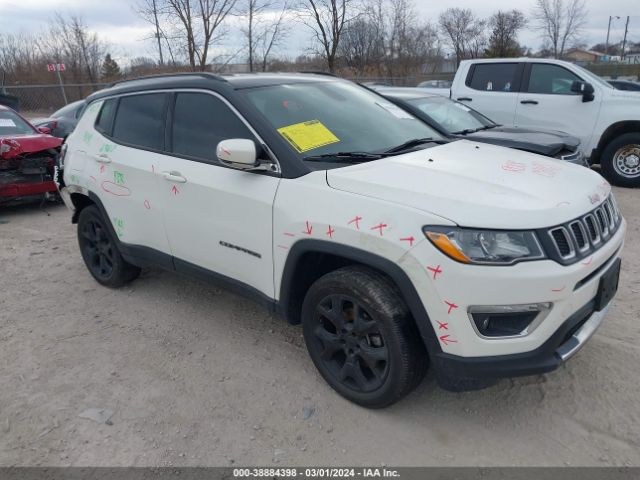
[62, 99, 626, 360]
[445, 58, 640, 160]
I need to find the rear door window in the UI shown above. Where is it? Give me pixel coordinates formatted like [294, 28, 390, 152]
[171, 92, 255, 163]
[467, 63, 519, 92]
[111, 93, 168, 150]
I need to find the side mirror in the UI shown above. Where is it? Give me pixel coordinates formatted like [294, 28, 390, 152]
[571, 81, 595, 102]
[216, 139, 258, 169]
[37, 126, 52, 134]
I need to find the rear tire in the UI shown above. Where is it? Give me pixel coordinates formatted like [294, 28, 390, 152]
[600, 133, 640, 188]
[77, 205, 140, 287]
[301, 266, 428, 408]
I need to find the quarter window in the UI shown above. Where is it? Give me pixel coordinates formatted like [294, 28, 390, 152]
[112, 93, 168, 150]
[95, 99, 117, 135]
[527, 64, 581, 95]
[171, 92, 255, 162]
[468, 63, 519, 92]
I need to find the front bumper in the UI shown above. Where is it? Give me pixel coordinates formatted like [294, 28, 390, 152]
[433, 296, 610, 379]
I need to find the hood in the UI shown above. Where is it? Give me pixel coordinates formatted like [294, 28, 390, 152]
[460, 127, 580, 156]
[326, 140, 610, 230]
[0, 134, 62, 160]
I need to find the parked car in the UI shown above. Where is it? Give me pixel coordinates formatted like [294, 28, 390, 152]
[376, 87, 586, 165]
[58, 73, 625, 407]
[607, 80, 640, 91]
[0, 104, 62, 204]
[417, 79, 452, 89]
[31, 100, 85, 140]
[446, 58, 640, 187]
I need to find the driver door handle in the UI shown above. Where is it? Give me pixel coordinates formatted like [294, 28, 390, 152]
[457, 97, 472, 101]
[520, 100, 539, 105]
[95, 153, 112, 164]
[162, 171, 187, 183]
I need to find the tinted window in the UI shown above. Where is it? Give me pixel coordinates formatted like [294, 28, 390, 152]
[527, 64, 581, 94]
[112, 93, 167, 150]
[172, 93, 254, 162]
[95, 99, 117, 135]
[468, 63, 519, 92]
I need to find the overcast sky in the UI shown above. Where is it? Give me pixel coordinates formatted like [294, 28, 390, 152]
[0, 0, 638, 66]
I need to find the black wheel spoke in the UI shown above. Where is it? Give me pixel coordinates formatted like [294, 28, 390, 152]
[314, 326, 342, 360]
[311, 293, 389, 394]
[358, 345, 388, 374]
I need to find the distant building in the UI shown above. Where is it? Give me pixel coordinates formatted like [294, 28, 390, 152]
[563, 49, 605, 63]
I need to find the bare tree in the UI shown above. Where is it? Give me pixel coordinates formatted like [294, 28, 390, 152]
[486, 10, 526, 57]
[532, 0, 587, 59]
[338, 1, 384, 75]
[161, 0, 238, 71]
[298, 0, 359, 72]
[242, 0, 290, 72]
[439, 8, 486, 67]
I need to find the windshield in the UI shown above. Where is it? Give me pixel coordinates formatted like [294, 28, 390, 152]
[406, 96, 493, 133]
[242, 81, 444, 161]
[574, 65, 614, 90]
[0, 110, 36, 136]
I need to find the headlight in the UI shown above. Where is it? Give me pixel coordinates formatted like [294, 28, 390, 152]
[423, 226, 546, 265]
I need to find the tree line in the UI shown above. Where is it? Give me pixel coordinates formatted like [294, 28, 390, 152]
[0, 0, 627, 86]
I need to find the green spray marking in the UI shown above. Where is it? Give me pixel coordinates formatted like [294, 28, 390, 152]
[113, 217, 124, 237]
[88, 103, 100, 113]
[70, 174, 80, 184]
[82, 131, 93, 144]
[99, 144, 117, 154]
[113, 171, 125, 185]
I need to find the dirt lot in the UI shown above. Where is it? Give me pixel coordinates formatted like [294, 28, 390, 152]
[0, 187, 639, 467]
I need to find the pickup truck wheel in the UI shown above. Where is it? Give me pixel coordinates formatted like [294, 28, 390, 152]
[77, 205, 140, 287]
[601, 133, 640, 187]
[301, 266, 427, 408]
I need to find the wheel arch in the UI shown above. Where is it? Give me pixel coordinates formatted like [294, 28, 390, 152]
[593, 121, 640, 163]
[277, 239, 442, 355]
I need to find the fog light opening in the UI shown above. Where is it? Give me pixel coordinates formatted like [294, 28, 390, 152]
[468, 303, 552, 339]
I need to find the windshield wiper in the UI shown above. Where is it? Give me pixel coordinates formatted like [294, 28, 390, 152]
[303, 151, 384, 163]
[453, 124, 500, 135]
[383, 137, 446, 154]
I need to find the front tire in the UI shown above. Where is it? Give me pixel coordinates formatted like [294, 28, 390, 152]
[77, 205, 140, 287]
[601, 133, 640, 188]
[301, 266, 428, 408]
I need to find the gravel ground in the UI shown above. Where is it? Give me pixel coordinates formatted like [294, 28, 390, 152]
[0, 187, 639, 467]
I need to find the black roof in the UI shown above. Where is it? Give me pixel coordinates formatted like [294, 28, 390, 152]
[87, 72, 341, 103]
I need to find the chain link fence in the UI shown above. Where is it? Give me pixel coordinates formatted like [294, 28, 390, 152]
[1, 83, 107, 118]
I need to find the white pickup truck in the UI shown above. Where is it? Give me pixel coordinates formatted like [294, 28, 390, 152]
[446, 58, 640, 187]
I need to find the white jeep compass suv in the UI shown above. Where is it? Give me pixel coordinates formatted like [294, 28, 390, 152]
[57, 73, 626, 407]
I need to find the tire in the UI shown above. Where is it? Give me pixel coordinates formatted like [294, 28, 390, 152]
[301, 266, 428, 408]
[77, 205, 140, 287]
[600, 132, 640, 188]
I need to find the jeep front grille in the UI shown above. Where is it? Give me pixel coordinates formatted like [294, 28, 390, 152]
[543, 195, 622, 265]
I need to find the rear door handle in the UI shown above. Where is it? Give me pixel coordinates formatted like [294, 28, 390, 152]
[457, 97, 472, 101]
[520, 100, 539, 105]
[95, 153, 112, 164]
[162, 171, 187, 183]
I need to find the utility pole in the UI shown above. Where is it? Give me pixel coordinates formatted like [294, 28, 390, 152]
[621, 16, 630, 60]
[152, 0, 164, 66]
[605, 15, 620, 56]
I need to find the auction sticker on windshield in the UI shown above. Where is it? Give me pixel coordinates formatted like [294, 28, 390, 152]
[0, 119, 17, 127]
[277, 119, 340, 153]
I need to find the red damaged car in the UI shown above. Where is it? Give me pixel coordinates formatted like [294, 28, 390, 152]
[0, 104, 62, 204]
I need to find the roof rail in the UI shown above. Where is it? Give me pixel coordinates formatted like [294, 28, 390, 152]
[297, 70, 339, 77]
[108, 71, 227, 88]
